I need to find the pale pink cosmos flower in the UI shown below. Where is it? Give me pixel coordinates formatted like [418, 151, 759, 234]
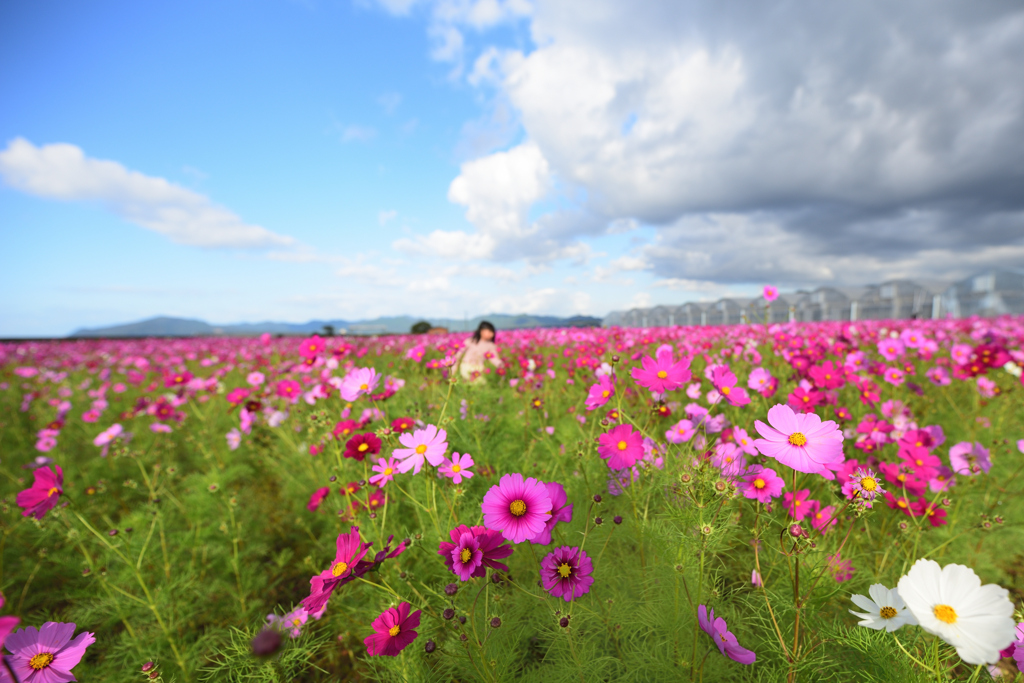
[976, 376, 997, 398]
[950, 343, 972, 365]
[247, 371, 265, 386]
[747, 367, 773, 392]
[877, 339, 905, 362]
[925, 366, 950, 386]
[949, 441, 991, 476]
[733, 427, 758, 456]
[393, 425, 448, 474]
[340, 367, 380, 402]
[665, 419, 696, 444]
[439, 452, 475, 484]
[711, 443, 746, 478]
[369, 457, 399, 487]
[150, 423, 173, 433]
[226, 428, 242, 451]
[93, 423, 123, 447]
[753, 404, 844, 479]
[883, 367, 905, 386]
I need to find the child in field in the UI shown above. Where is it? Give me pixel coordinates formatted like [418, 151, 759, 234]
[454, 321, 503, 384]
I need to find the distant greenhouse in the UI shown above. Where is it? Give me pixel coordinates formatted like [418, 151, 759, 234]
[603, 269, 1024, 328]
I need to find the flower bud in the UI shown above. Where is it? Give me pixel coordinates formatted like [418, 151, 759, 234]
[424, 640, 436, 653]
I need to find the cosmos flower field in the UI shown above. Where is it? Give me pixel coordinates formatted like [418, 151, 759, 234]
[1, 316, 1023, 682]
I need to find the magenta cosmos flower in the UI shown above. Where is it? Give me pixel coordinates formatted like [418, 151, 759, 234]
[753, 404, 844, 479]
[585, 376, 615, 411]
[481, 473, 553, 543]
[307, 486, 330, 512]
[364, 602, 421, 657]
[393, 425, 447, 474]
[16, 465, 63, 520]
[438, 525, 514, 580]
[763, 285, 779, 302]
[698, 605, 756, 665]
[439, 452, 474, 484]
[531, 481, 573, 546]
[302, 527, 372, 614]
[597, 424, 643, 470]
[740, 465, 784, 504]
[5, 622, 96, 683]
[340, 367, 379, 402]
[630, 352, 692, 394]
[540, 546, 594, 602]
[711, 367, 750, 407]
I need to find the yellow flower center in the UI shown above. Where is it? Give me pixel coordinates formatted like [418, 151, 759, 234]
[617, 440, 628, 451]
[601, 390, 609, 398]
[860, 477, 878, 491]
[415, 444, 427, 455]
[29, 653, 54, 670]
[933, 604, 957, 624]
[460, 548, 472, 563]
[331, 561, 348, 577]
[656, 370, 668, 379]
[47, 487, 59, 497]
[293, 618, 303, 626]
[358, 443, 369, 452]
[388, 625, 401, 637]
[451, 464, 461, 473]
[721, 386, 731, 395]
[794, 500, 801, 507]
[914, 459, 923, 466]
[509, 499, 527, 517]
[360, 383, 369, 390]
[384, 468, 393, 476]
[879, 606, 897, 619]
[753, 478, 766, 490]
[788, 432, 807, 447]
[557, 562, 572, 578]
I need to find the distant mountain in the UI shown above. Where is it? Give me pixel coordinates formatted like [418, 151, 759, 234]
[68, 313, 602, 338]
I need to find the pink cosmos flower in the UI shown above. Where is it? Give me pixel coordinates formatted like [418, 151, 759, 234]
[827, 553, 855, 582]
[883, 367, 905, 386]
[276, 379, 302, 401]
[665, 419, 695, 444]
[267, 607, 309, 638]
[364, 602, 420, 657]
[445, 529, 486, 581]
[393, 425, 448, 474]
[531, 481, 573, 546]
[698, 605, 756, 665]
[976, 376, 997, 398]
[925, 366, 950, 386]
[753, 404, 845, 479]
[540, 546, 594, 602]
[438, 525, 514, 580]
[93, 423, 123, 447]
[783, 489, 815, 520]
[5, 622, 95, 683]
[808, 361, 845, 390]
[150, 423, 172, 434]
[246, 371, 265, 386]
[733, 427, 758, 456]
[439, 452, 475, 484]
[369, 457, 398, 487]
[307, 487, 330, 512]
[340, 367, 379, 402]
[597, 424, 644, 470]
[740, 465, 784, 503]
[747, 367, 775, 395]
[226, 428, 242, 451]
[763, 285, 779, 302]
[481, 473, 553, 543]
[344, 433, 381, 461]
[630, 353, 692, 394]
[950, 343, 972, 365]
[302, 527, 372, 614]
[299, 335, 326, 359]
[877, 339, 905, 362]
[949, 441, 991, 476]
[712, 443, 746, 478]
[35, 436, 57, 452]
[711, 367, 750, 407]
[811, 505, 837, 533]
[585, 375, 615, 411]
[16, 465, 63, 520]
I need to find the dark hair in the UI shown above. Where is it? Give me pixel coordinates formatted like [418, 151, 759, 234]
[472, 321, 496, 343]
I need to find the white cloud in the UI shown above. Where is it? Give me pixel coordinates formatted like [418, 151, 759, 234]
[341, 125, 377, 142]
[378, 209, 398, 226]
[0, 138, 294, 249]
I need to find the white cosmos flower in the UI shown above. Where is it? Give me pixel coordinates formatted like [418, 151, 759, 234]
[896, 559, 1016, 665]
[849, 584, 918, 631]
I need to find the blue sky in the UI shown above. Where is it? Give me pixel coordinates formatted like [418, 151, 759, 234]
[2, 0, 1022, 336]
